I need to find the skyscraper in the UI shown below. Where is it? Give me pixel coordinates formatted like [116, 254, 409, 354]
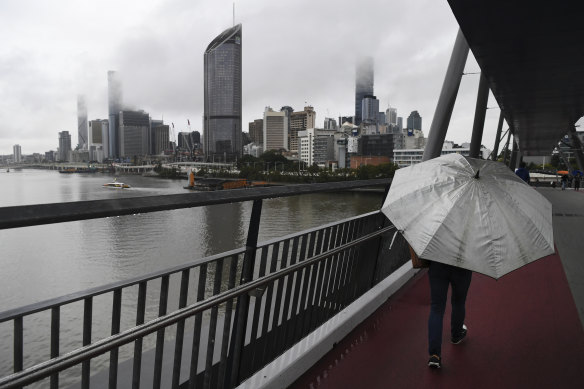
[119, 110, 150, 158]
[263, 107, 289, 151]
[58, 131, 72, 162]
[77, 95, 88, 149]
[108, 70, 123, 159]
[407, 110, 422, 131]
[203, 24, 242, 162]
[361, 95, 380, 124]
[13, 144, 21, 163]
[290, 106, 316, 152]
[355, 57, 374, 125]
[386, 107, 397, 125]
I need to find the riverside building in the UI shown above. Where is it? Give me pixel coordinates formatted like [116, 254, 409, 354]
[203, 24, 242, 162]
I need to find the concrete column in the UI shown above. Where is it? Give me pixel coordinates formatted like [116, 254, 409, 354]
[469, 73, 489, 158]
[491, 111, 505, 161]
[422, 28, 469, 161]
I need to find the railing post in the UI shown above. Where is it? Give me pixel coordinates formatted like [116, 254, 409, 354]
[226, 199, 263, 388]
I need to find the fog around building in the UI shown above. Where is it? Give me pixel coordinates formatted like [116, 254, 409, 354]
[0, 0, 503, 155]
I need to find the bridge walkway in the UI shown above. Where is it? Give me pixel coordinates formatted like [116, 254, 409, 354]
[291, 188, 584, 388]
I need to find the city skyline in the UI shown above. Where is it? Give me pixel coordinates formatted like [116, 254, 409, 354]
[1, 0, 506, 155]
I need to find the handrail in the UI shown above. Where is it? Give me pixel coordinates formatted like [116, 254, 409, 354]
[0, 209, 382, 323]
[0, 224, 396, 389]
[0, 179, 390, 230]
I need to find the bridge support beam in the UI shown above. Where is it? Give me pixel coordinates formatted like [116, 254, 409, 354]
[491, 112, 505, 161]
[422, 28, 469, 161]
[469, 73, 489, 158]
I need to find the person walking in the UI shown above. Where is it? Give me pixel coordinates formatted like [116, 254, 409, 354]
[575, 175, 581, 191]
[427, 261, 473, 369]
[515, 162, 530, 184]
[561, 174, 568, 190]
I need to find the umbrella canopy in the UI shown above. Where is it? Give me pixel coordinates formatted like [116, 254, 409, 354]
[557, 170, 570, 175]
[382, 154, 554, 279]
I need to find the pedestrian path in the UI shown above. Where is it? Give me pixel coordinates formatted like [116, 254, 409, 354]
[291, 187, 584, 389]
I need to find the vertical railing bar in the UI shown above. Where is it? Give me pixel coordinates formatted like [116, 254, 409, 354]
[329, 221, 348, 312]
[336, 219, 356, 310]
[258, 242, 280, 366]
[247, 246, 269, 375]
[132, 281, 147, 389]
[307, 228, 330, 332]
[316, 226, 333, 323]
[304, 229, 324, 334]
[280, 236, 299, 352]
[14, 316, 23, 377]
[153, 274, 169, 389]
[341, 218, 364, 306]
[189, 264, 207, 389]
[50, 306, 60, 389]
[109, 289, 122, 389]
[81, 297, 93, 389]
[290, 233, 309, 345]
[261, 242, 279, 335]
[171, 269, 191, 389]
[250, 246, 269, 341]
[321, 224, 339, 313]
[227, 198, 262, 388]
[217, 255, 239, 389]
[203, 259, 224, 389]
[293, 232, 312, 343]
[272, 239, 290, 328]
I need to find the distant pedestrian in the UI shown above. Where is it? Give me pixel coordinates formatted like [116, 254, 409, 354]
[551, 181, 557, 189]
[515, 162, 530, 184]
[561, 175, 568, 190]
[427, 261, 472, 369]
[575, 175, 581, 191]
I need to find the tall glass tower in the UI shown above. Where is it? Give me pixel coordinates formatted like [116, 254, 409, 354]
[203, 24, 242, 162]
[355, 57, 374, 126]
[77, 95, 88, 150]
[108, 71, 123, 159]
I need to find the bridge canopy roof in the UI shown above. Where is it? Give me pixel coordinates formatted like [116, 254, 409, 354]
[448, 1, 584, 156]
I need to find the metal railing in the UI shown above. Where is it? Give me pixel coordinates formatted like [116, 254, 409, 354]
[0, 179, 409, 389]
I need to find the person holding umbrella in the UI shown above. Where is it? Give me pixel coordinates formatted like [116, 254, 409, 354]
[382, 154, 554, 369]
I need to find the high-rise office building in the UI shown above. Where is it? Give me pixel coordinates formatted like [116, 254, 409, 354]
[407, 111, 422, 131]
[249, 119, 264, 145]
[355, 57, 374, 125]
[203, 24, 242, 162]
[324, 117, 337, 130]
[108, 71, 123, 159]
[88, 119, 108, 162]
[290, 106, 316, 152]
[152, 124, 170, 155]
[397, 117, 403, 130]
[361, 95, 380, 124]
[13, 144, 22, 163]
[77, 95, 88, 149]
[58, 131, 72, 161]
[263, 107, 289, 151]
[119, 110, 150, 158]
[386, 107, 397, 125]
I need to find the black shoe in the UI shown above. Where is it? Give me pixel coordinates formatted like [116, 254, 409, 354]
[428, 354, 441, 369]
[451, 324, 467, 344]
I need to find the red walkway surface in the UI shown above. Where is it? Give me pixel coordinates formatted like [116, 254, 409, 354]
[290, 250, 584, 388]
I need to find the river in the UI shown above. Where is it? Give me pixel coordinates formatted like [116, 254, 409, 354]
[0, 168, 384, 384]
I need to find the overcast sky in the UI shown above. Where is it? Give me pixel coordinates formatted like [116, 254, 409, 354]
[0, 0, 505, 155]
